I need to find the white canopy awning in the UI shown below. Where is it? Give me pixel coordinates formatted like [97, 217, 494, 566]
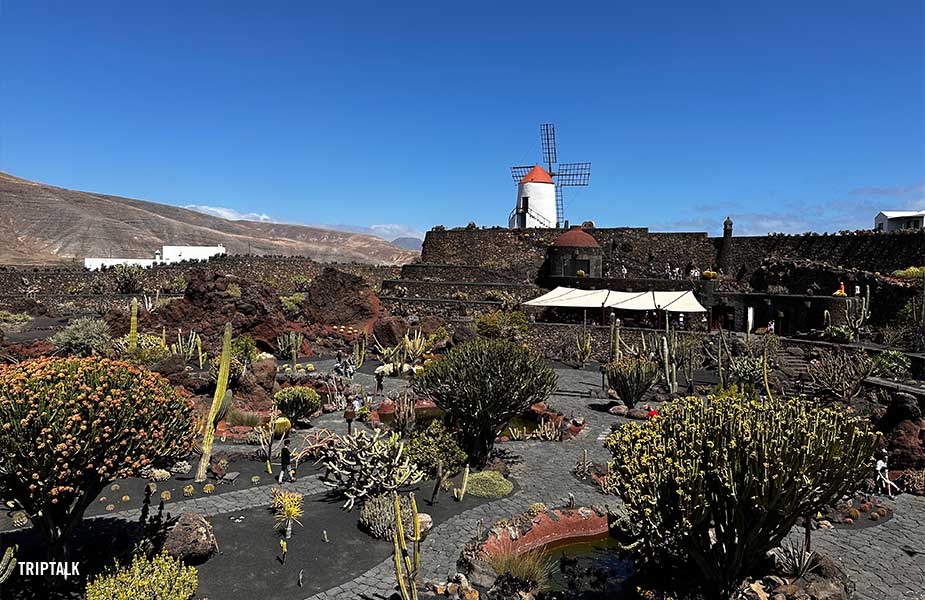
[522, 287, 707, 313]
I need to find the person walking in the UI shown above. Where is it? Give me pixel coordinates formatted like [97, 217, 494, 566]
[278, 439, 295, 484]
[375, 370, 385, 396]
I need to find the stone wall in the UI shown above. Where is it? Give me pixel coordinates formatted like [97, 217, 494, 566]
[419, 226, 925, 284]
[379, 280, 541, 303]
[0, 256, 400, 296]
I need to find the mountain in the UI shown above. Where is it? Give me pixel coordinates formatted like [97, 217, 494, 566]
[0, 172, 419, 265]
[391, 237, 424, 251]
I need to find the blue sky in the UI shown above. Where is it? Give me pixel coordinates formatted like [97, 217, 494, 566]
[1, 1, 922, 239]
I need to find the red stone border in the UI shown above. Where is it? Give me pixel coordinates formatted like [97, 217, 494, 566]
[480, 507, 609, 557]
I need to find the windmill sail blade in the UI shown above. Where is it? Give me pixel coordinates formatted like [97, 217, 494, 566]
[555, 162, 591, 186]
[555, 185, 565, 227]
[510, 165, 535, 182]
[541, 123, 557, 166]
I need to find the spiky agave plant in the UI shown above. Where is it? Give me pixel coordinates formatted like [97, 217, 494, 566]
[274, 490, 304, 539]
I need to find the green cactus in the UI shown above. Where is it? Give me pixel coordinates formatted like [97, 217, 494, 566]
[574, 315, 592, 367]
[844, 285, 871, 337]
[213, 389, 234, 426]
[453, 465, 470, 501]
[0, 545, 17, 584]
[128, 297, 139, 353]
[353, 331, 368, 369]
[608, 315, 622, 362]
[605, 355, 659, 408]
[392, 492, 421, 600]
[196, 322, 233, 482]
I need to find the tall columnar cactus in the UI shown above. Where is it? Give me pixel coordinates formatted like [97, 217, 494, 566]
[392, 492, 421, 600]
[0, 545, 17, 584]
[608, 315, 622, 362]
[844, 285, 871, 337]
[574, 314, 592, 367]
[128, 297, 139, 353]
[353, 332, 368, 369]
[196, 323, 233, 482]
[453, 465, 470, 501]
[659, 336, 678, 393]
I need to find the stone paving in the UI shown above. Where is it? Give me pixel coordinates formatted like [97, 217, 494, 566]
[9, 361, 924, 599]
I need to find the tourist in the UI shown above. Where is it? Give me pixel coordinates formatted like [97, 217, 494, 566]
[336, 349, 344, 364]
[767, 320, 775, 335]
[278, 438, 295, 484]
[620, 264, 628, 278]
[352, 394, 362, 414]
[375, 370, 385, 395]
[875, 450, 900, 498]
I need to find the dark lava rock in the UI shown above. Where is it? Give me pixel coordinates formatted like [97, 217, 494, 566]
[142, 269, 290, 352]
[250, 357, 278, 393]
[301, 267, 382, 329]
[373, 315, 410, 348]
[163, 512, 218, 565]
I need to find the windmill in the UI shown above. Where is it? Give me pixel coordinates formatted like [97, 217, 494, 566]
[509, 123, 591, 229]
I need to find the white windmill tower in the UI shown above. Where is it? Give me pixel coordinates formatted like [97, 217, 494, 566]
[509, 123, 591, 229]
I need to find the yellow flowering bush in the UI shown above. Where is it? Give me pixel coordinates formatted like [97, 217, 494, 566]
[604, 393, 875, 595]
[86, 551, 197, 600]
[0, 357, 194, 555]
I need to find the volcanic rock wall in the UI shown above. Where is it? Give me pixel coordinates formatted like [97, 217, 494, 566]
[420, 227, 924, 282]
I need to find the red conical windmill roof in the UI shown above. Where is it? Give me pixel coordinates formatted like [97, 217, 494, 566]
[519, 165, 554, 184]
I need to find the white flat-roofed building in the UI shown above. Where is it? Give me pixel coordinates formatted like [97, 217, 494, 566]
[874, 210, 925, 231]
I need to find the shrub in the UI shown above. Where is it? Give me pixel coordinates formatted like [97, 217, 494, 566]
[874, 350, 911, 378]
[413, 338, 557, 466]
[115, 333, 171, 366]
[487, 544, 555, 592]
[405, 419, 468, 478]
[319, 429, 424, 510]
[0, 358, 194, 555]
[892, 266, 925, 280]
[0, 310, 31, 325]
[474, 310, 529, 340]
[821, 325, 855, 343]
[808, 349, 878, 401]
[729, 355, 764, 386]
[273, 386, 322, 422]
[86, 551, 197, 600]
[467, 470, 514, 498]
[232, 335, 258, 364]
[209, 354, 244, 381]
[605, 356, 660, 408]
[50, 317, 113, 356]
[358, 492, 414, 540]
[280, 293, 305, 316]
[604, 393, 875, 595]
[225, 283, 242, 298]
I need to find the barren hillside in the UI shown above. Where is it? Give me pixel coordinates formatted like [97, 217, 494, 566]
[0, 172, 418, 265]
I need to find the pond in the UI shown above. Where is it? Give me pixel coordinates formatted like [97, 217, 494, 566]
[542, 533, 634, 598]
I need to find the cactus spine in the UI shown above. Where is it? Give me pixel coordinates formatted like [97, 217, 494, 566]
[0, 545, 16, 584]
[453, 465, 470, 501]
[196, 322, 233, 482]
[392, 492, 421, 600]
[128, 297, 139, 353]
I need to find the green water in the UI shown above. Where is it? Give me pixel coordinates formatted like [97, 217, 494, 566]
[541, 534, 633, 597]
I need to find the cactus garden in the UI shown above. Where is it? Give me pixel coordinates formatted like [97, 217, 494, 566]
[0, 264, 923, 600]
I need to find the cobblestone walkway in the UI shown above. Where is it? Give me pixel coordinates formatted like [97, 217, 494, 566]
[11, 363, 923, 599]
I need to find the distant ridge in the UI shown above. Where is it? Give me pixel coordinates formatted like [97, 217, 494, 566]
[391, 236, 424, 251]
[0, 172, 419, 265]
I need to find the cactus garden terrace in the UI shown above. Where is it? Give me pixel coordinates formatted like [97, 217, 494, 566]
[0, 256, 923, 600]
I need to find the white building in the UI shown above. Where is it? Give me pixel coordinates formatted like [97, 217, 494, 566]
[84, 245, 226, 271]
[509, 165, 557, 229]
[874, 210, 925, 232]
